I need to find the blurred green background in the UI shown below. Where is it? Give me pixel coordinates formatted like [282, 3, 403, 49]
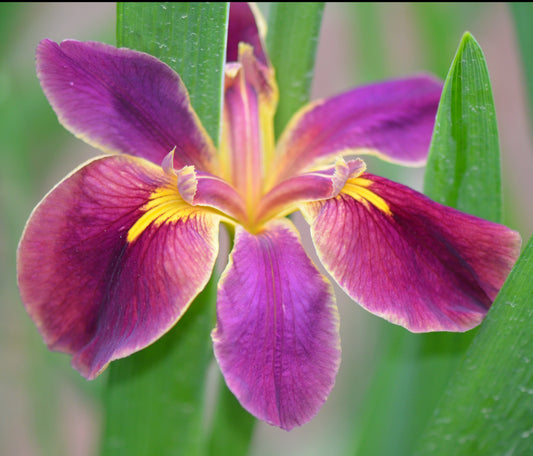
[1, 3, 532, 456]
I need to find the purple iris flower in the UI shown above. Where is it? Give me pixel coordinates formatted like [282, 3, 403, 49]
[17, 3, 521, 430]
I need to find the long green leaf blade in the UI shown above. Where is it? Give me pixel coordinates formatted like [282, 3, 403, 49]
[410, 31, 510, 455]
[351, 32, 503, 456]
[101, 4, 228, 456]
[102, 279, 217, 456]
[412, 30, 532, 456]
[415, 235, 533, 456]
[424, 32, 501, 222]
[266, 2, 324, 138]
[207, 379, 255, 456]
[510, 2, 533, 128]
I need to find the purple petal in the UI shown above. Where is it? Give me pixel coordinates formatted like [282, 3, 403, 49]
[227, 2, 268, 66]
[36, 39, 217, 171]
[17, 155, 219, 379]
[303, 174, 521, 332]
[212, 219, 340, 430]
[274, 76, 442, 183]
[222, 43, 277, 206]
[176, 165, 247, 224]
[255, 158, 365, 226]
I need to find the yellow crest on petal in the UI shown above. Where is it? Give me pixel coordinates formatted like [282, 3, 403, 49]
[127, 185, 197, 243]
[342, 177, 392, 216]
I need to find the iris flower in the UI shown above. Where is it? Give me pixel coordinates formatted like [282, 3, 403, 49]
[18, 4, 521, 430]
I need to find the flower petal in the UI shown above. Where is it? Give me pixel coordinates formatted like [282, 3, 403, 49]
[302, 174, 521, 332]
[221, 43, 277, 209]
[17, 155, 219, 379]
[228, 2, 268, 66]
[36, 39, 217, 171]
[176, 165, 247, 224]
[212, 219, 340, 430]
[255, 158, 366, 226]
[274, 76, 442, 182]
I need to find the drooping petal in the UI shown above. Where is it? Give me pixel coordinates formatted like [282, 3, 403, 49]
[227, 2, 268, 66]
[17, 155, 219, 379]
[36, 39, 217, 172]
[273, 76, 442, 183]
[212, 219, 340, 430]
[302, 173, 521, 332]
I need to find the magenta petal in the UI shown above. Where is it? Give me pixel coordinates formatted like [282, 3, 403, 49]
[212, 220, 340, 430]
[176, 166, 247, 223]
[222, 43, 277, 205]
[275, 76, 442, 181]
[227, 2, 268, 66]
[36, 39, 217, 171]
[256, 158, 365, 225]
[303, 174, 521, 332]
[17, 155, 219, 378]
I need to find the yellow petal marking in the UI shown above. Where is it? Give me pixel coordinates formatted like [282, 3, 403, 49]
[127, 186, 198, 243]
[342, 177, 392, 216]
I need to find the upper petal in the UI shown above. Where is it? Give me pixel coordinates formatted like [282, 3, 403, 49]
[273, 76, 443, 183]
[212, 219, 340, 430]
[36, 39, 217, 171]
[221, 43, 277, 212]
[17, 155, 219, 379]
[302, 174, 521, 332]
[227, 2, 268, 66]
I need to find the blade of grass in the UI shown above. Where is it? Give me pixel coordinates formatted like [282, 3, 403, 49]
[351, 3, 389, 82]
[424, 32, 502, 222]
[266, 2, 324, 139]
[207, 376, 256, 456]
[413, 29, 533, 456]
[101, 4, 228, 456]
[414, 234, 533, 456]
[510, 2, 533, 129]
[350, 32, 503, 456]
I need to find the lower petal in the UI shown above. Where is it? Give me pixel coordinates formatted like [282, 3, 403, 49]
[17, 155, 219, 379]
[212, 219, 340, 430]
[303, 173, 521, 332]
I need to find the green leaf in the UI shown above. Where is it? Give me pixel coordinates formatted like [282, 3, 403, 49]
[266, 2, 325, 138]
[117, 2, 229, 145]
[350, 323, 477, 456]
[102, 278, 217, 456]
[0, 3, 22, 59]
[510, 2, 533, 127]
[207, 377, 255, 456]
[101, 4, 228, 456]
[350, 3, 389, 81]
[350, 32, 503, 456]
[414, 234, 533, 456]
[424, 32, 502, 222]
[411, 33, 532, 456]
